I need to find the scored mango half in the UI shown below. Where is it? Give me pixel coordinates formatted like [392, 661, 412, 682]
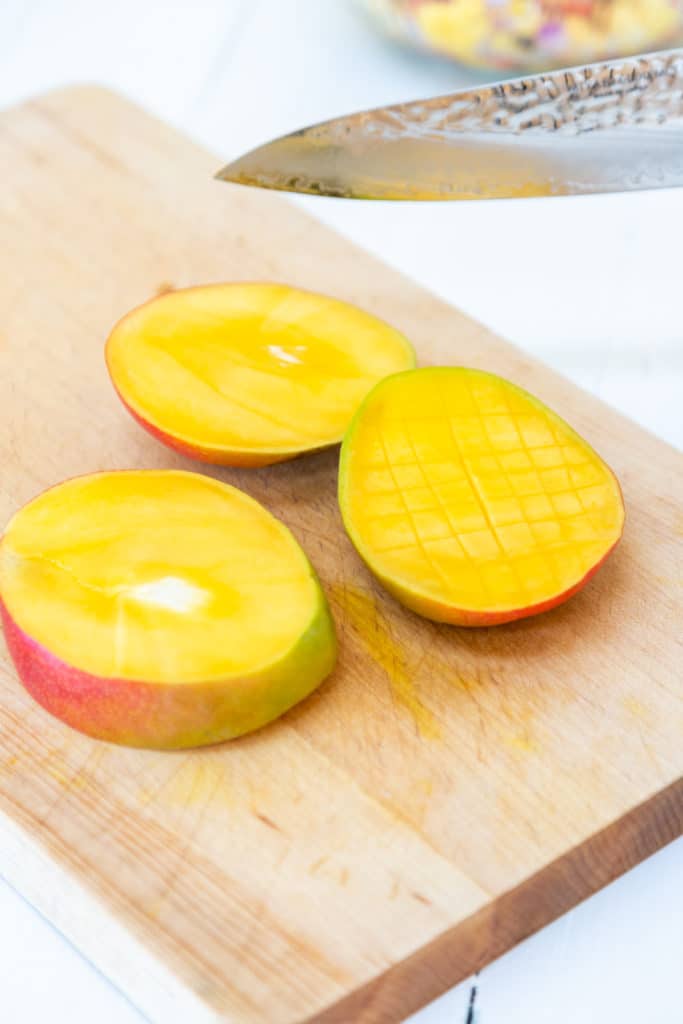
[339, 368, 625, 626]
[0, 471, 336, 749]
[106, 283, 415, 466]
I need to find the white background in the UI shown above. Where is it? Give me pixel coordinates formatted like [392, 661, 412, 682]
[0, 2, 681, 1022]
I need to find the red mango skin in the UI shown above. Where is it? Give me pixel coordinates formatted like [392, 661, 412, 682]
[0, 595, 336, 750]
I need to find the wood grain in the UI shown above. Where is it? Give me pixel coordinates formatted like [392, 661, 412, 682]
[0, 86, 681, 1024]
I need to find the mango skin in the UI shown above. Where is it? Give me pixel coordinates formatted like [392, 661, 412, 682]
[0, 580, 336, 750]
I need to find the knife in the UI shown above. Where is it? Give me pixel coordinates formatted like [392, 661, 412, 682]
[217, 48, 683, 201]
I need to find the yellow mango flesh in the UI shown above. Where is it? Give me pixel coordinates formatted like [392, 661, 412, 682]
[106, 284, 415, 465]
[0, 471, 336, 747]
[339, 368, 624, 626]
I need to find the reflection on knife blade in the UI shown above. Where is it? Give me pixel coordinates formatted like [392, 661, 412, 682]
[217, 49, 683, 200]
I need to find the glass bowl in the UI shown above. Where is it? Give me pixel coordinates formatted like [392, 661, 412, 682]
[358, 0, 683, 72]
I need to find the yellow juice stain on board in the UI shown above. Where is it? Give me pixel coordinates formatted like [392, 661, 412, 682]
[441, 664, 542, 757]
[504, 733, 537, 754]
[139, 756, 233, 811]
[449, 673, 475, 694]
[331, 583, 441, 740]
[0, 755, 19, 779]
[45, 764, 90, 790]
[624, 696, 650, 722]
[434, 661, 484, 701]
[33, 743, 107, 795]
[501, 700, 539, 756]
[404, 777, 435, 825]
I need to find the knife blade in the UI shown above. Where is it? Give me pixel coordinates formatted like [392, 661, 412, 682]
[217, 49, 683, 201]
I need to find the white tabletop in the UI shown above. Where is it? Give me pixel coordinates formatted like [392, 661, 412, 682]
[0, 2, 681, 1022]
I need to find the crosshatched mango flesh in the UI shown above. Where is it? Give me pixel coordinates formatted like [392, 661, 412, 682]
[106, 283, 415, 466]
[339, 368, 625, 626]
[0, 471, 337, 748]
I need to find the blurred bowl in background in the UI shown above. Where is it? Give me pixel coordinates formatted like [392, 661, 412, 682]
[356, 0, 683, 72]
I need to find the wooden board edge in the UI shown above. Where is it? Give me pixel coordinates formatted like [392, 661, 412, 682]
[0, 808, 222, 1024]
[307, 777, 683, 1023]
[1, 776, 679, 1024]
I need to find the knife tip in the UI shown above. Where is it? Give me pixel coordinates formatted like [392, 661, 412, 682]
[214, 161, 241, 184]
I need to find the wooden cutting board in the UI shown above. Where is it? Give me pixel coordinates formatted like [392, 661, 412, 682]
[0, 86, 681, 1024]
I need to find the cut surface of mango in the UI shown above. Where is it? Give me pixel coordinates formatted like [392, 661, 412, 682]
[339, 368, 624, 626]
[106, 283, 415, 465]
[0, 471, 330, 682]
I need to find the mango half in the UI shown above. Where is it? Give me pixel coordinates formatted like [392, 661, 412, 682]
[106, 283, 415, 466]
[339, 368, 624, 626]
[0, 471, 336, 748]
